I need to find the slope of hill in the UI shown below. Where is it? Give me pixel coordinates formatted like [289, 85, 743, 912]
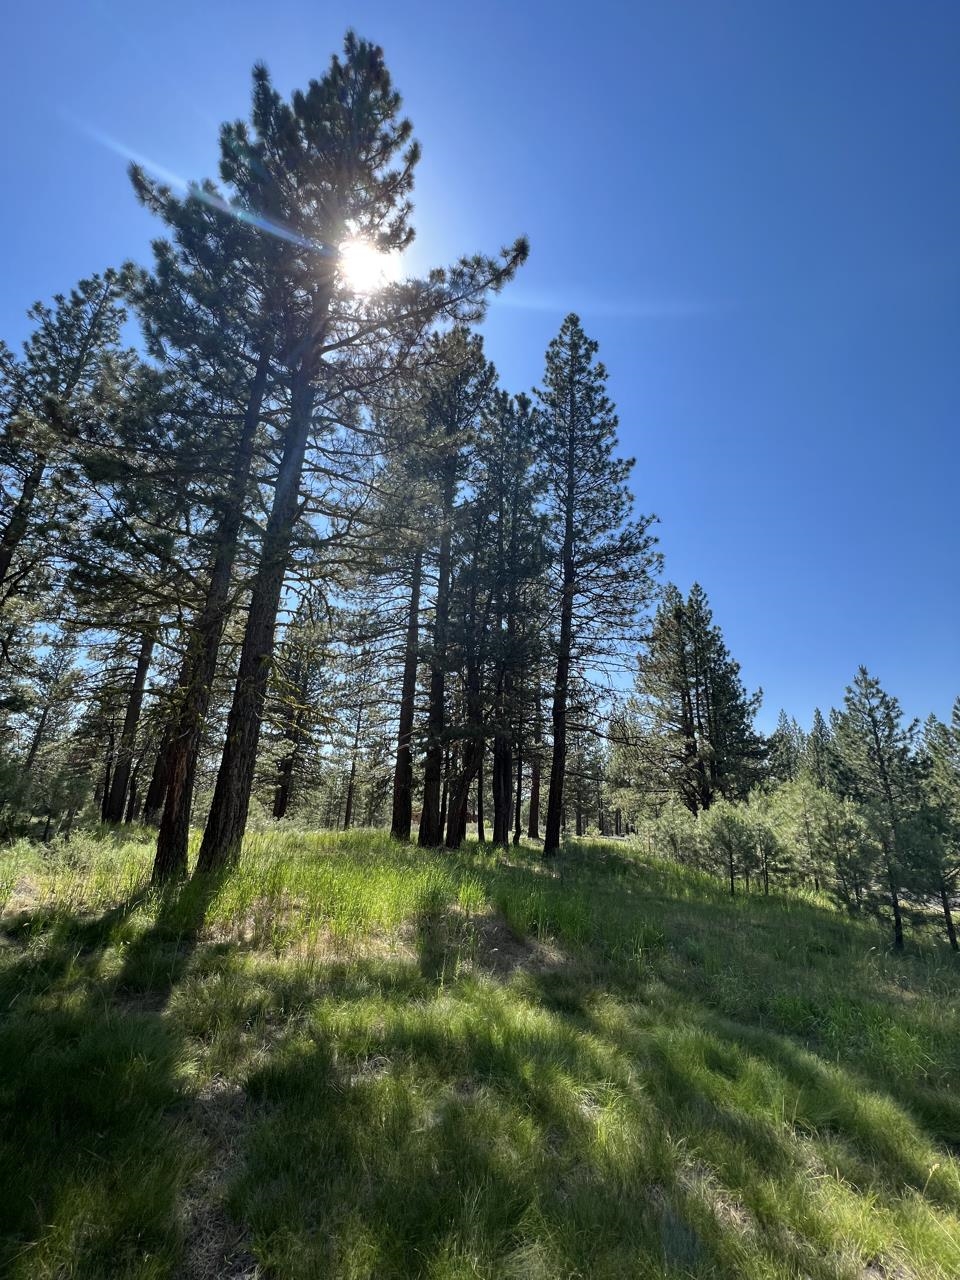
[1, 829, 958, 1279]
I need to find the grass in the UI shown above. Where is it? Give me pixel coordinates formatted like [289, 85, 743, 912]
[1, 828, 959, 1278]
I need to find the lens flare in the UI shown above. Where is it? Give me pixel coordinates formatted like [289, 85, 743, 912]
[338, 238, 400, 294]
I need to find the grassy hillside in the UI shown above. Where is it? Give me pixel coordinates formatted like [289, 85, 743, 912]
[1, 829, 959, 1279]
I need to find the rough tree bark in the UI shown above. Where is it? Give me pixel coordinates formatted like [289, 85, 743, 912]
[151, 345, 272, 881]
[492, 729, 512, 848]
[197, 366, 317, 872]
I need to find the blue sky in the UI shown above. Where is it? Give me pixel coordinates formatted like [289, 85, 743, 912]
[3, 1, 958, 731]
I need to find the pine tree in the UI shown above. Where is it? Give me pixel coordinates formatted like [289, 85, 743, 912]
[804, 707, 838, 790]
[481, 392, 544, 848]
[699, 797, 756, 895]
[65, 367, 201, 826]
[130, 122, 288, 881]
[833, 667, 919, 949]
[536, 315, 659, 856]
[767, 709, 805, 782]
[263, 591, 332, 821]
[0, 272, 131, 622]
[916, 707, 960, 950]
[630, 583, 763, 813]
[197, 39, 525, 872]
[414, 331, 496, 848]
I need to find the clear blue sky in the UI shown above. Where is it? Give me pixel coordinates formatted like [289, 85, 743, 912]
[3, 1, 958, 731]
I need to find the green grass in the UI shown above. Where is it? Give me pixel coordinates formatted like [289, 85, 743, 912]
[2, 828, 959, 1278]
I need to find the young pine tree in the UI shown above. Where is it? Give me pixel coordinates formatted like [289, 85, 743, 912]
[0, 271, 132, 667]
[916, 707, 960, 950]
[630, 583, 763, 814]
[833, 667, 919, 950]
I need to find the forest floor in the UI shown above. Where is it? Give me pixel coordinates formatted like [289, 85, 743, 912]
[1, 828, 959, 1279]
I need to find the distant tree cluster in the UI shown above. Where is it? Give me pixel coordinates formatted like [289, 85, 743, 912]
[624, 668, 960, 952]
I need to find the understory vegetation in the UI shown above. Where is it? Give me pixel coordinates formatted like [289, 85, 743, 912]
[2, 828, 959, 1279]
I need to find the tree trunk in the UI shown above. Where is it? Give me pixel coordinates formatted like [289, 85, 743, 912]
[940, 878, 958, 952]
[272, 723, 301, 820]
[544, 422, 576, 857]
[438, 751, 450, 841]
[476, 748, 485, 842]
[391, 548, 422, 840]
[343, 758, 358, 830]
[513, 748, 523, 845]
[492, 731, 512, 848]
[419, 460, 456, 848]
[444, 754, 477, 849]
[124, 772, 140, 824]
[103, 629, 155, 824]
[728, 848, 736, 897]
[446, 672, 483, 851]
[544, 572, 574, 855]
[272, 748, 295, 821]
[24, 702, 51, 773]
[197, 365, 317, 873]
[100, 733, 115, 825]
[887, 861, 904, 951]
[0, 456, 46, 602]
[152, 344, 272, 882]
[526, 743, 541, 840]
[273, 665, 309, 821]
[142, 720, 175, 825]
[343, 700, 364, 832]
[870, 716, 905, 952]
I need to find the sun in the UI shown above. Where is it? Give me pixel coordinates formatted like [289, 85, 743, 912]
[338, 238, 400, 294]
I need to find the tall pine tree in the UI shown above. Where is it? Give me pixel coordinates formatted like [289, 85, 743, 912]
[535, 314, 659, 857]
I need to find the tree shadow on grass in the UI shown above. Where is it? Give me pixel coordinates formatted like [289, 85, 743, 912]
[0, 872, 226, 1279]
[209, 935, 959, 1280]
[227, 972, 705, 1279]
[229, 952, 959, 1278]
[3, 840, 959, 1279]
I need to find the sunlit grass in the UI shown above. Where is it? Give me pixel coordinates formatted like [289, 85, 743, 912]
[2, 827, 959, 1277]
